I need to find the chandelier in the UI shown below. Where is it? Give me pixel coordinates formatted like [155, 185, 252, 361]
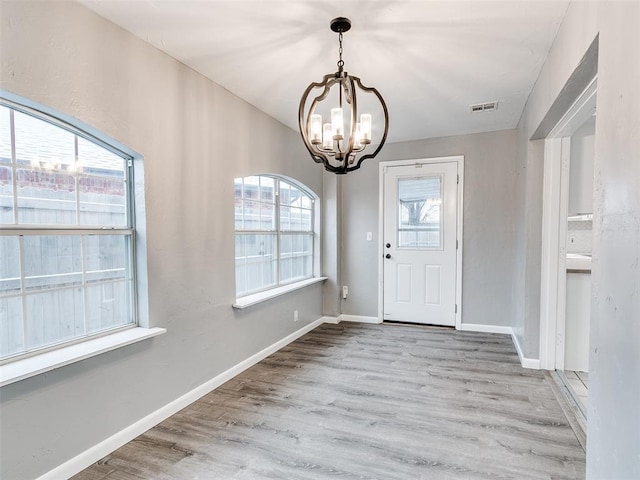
[298, 17, 389, 174]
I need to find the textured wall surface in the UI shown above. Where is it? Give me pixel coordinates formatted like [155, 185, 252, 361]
[340, 130, 517, 327]
[513, 1, 639, 477]
[512, 0, 599, 359]
[586, 2, 640, 477]
[0, 2, 323, 478]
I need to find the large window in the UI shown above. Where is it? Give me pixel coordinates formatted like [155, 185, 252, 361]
[0, 101, 136, 361]
[234, 175, 316, 297]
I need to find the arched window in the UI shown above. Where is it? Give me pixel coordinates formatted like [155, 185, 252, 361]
[0, 100, 139, 361]
[234, 175, 317, 297]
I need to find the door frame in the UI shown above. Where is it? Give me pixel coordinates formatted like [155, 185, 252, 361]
[539, 77, 597, 370]
[378, 156, 464, 329]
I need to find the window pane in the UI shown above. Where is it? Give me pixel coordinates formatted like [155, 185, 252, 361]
[279, 180, 290, 206]
[14, 111, 77, 225]
[24, 235, 83, 290]
[243, 200, 259, 230]
[290, 207, 301, 231]
[0, 297, 24, 357]
[14, 110, 75, 169]
[280, 233, 313, 284]
[0, 236, 21, 294]
[77, 137, 127, 226]
[300, 208, 312, 231]
[25, 287, 84, 350]
[300, 195, 312, 209]
[86, 281, 132, 333]
[234, 178, 243, 229]
[260, 176, 274, 203]
[1, 102, 136, 361]
[85, 235, 130, 283]
[259, 203, 275, 230]
[0, 105, 11, 163]
[398, 175, 442, 249]
[280, 206, 290, 231]
[0, 164, 14, 224]
[16, 168, 77, 225]
[235, 175, 315, 296]
[244, 176, 260, 200]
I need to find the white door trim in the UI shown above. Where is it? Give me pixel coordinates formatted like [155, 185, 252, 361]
[378, 156, 464, 329]
[539, 77, 596, 370]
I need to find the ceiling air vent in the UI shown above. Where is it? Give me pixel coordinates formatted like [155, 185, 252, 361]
[470, 101, 498, 113]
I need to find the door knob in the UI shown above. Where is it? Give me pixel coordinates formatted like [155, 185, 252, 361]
[386, 243, 391, 248]
[385, 253, 391, 259]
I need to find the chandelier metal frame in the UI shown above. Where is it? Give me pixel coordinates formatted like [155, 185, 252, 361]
[298, 17, 389, 174]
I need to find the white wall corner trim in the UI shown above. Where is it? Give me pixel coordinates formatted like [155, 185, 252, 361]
[321, 316, 341, 324]
[511, 332, 541, 370]
[36, 318, 324, 480]
[459, 324, 513, 335]
[338, 315, 382, 324]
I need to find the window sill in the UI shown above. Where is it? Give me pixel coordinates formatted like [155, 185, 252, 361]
[233, 276, 328, 309]
[0, 327, 166, 387]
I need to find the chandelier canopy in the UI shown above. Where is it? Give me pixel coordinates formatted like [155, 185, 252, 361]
[298, 17, 389, 174]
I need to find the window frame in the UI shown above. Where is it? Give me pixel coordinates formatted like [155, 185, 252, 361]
[0, 94, 157, 370]
[234, 175, 319, 300]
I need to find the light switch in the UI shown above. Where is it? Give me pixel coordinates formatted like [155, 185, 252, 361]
[366, 232, 373, 241]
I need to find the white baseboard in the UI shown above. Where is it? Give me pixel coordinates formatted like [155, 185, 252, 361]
[37, 318, 324, 480]
[338, 314, 381, 324]
[458, 323, 513, 335]
[511, 331, 541, 370]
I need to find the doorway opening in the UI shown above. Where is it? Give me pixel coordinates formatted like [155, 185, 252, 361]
[540, 77, 596, 428]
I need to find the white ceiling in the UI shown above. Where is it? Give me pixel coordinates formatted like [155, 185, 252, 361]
[81, 0, 569, 144]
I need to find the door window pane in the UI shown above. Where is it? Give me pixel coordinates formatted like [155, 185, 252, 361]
[397, 176, 443, 249]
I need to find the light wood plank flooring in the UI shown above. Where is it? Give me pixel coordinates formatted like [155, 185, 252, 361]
[74, 323, 585, 479]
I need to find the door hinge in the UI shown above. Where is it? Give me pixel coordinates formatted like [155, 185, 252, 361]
[456, 239, 459, 249]
[457, 174, 459, 184]
[127, 159, 133, 168]
[455, 304, 458, 313]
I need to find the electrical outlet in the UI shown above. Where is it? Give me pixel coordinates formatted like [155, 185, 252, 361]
[293, 310, 299, 322]
[342, 286, 348, 299]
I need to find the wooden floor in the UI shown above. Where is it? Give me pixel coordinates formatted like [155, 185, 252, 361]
[74, 323, 585, 479]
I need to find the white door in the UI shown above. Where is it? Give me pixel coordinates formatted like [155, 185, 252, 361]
[382, 161, 458, 326]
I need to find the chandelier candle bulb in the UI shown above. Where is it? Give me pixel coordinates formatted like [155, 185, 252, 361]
[353, 123, 363, 149]
[331, 107, 344, 140]
[310, 114, 323, 144]
[322, 123, 333, 149]
[360, 113, 372, 143]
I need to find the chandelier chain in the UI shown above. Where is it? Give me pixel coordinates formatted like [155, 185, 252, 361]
[337, 32, 344, 71]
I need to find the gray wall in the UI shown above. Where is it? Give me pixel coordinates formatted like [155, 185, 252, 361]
[514, 1, 640, 477]
[341, 130, 518, 327]
[0, 2, 324, 478]
[568, 117, 595, 216]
